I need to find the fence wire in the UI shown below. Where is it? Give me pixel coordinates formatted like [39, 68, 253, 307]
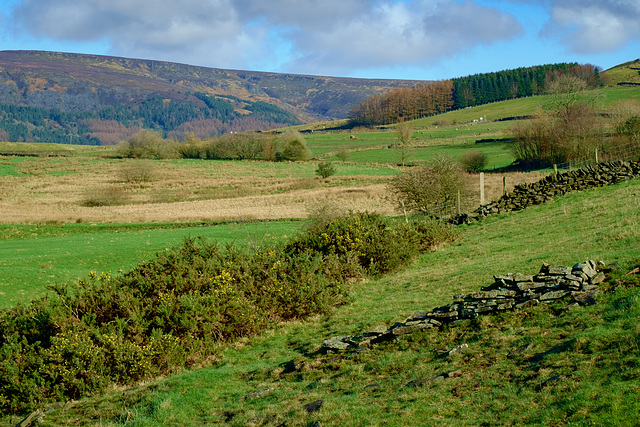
[556, 140, 640, 171]
[420, 139, 640, 220]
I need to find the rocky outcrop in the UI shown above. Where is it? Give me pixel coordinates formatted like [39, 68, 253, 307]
[322, 260, 607, 352]
[451, 160, 640, 225]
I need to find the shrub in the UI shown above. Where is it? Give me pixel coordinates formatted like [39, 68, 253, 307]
[432, 117, 448, 127]
[388, 155, 470, 215]
[174, 133, 204, 159]
[285, 212, 422, 276]
[81, 186, 128, 207]
[279, 131, 311, 161]
[460, 149, 488, 172]
[262, 137, 278, 161]
[617, 116, 640, 143]
[315, 162, 337, 179]
[336, 146, 350, 162]
[306, 200, 348, 233]
[117, 130, 178, 159]
[119, 160, 155, 184]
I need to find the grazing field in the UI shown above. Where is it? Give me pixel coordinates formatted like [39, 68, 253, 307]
[0, 149, 543, 309]
[2, 86, 638, 425]
[0, 137, 541, 225]
[27, 173, 640, 426]
[0, 102, 549, 311]
[0, 220, 303, 309]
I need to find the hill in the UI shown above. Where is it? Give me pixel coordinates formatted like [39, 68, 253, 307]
[602, 58, 640, 87]
[0, 50, 421, 144]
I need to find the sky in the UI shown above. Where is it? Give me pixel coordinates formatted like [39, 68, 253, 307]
[0, 0, 638, 81]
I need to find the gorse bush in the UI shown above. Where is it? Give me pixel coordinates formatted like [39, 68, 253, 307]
[0, 212, 458, 415]
[315, 161, 337, 179]
[285, 212, 452, 276]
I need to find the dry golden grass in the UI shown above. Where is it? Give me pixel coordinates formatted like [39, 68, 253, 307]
[0, 155, 545, 224]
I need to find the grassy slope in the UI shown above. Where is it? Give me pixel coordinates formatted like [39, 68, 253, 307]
[0, 221, 302, 309]
[32, 176, 640, 426]
[603, 59, 640, 85]
[307, 86, 639, 166]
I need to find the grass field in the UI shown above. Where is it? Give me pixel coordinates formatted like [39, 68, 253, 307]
[1, 84, 639, 425]
[0, 220, 303, 309]
[22, 172, 640, 426]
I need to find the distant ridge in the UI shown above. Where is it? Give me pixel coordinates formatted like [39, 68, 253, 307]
[0, 50, 425, 117]
[0, 50, 422, 144]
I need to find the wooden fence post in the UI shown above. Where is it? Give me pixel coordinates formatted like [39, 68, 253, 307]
[480, 172, 485, 206]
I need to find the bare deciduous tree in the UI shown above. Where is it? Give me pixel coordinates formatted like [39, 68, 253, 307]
[395, 122, 414, 166]
[388, 155, 471, 215]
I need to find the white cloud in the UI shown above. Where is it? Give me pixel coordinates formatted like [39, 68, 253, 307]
[9, 0, 524, 75]
[510, 0, 640, 54]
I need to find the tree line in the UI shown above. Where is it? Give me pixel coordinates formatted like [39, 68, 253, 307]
[349, 63, 605, 126]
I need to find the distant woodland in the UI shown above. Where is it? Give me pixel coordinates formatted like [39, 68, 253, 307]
[0, 93, 301, 145]
[349, 63, 605, 126]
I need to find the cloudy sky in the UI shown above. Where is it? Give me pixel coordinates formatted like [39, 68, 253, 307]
[1, 0, 638, 80]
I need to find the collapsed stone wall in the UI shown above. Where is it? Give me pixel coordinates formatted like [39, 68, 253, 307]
[451, 160, 640, 225]
[323, 260, 607, 352]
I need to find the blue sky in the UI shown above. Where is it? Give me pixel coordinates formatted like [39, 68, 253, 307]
[0, 0, 638, 80]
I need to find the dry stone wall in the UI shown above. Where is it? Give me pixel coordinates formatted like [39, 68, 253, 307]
[451, 160, 640, 225]
[323, 260, 607, 352]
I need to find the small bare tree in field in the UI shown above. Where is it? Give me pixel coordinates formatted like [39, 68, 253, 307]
[395, 122, 414, 166]
[388, 154, 470, 215]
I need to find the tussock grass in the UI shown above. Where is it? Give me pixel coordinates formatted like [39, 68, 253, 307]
[0, 155, 401, 224]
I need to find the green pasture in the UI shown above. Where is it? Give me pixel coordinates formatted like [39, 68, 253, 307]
[37, 174, 640, 426]
[0, 157, 27, 177]
[409, 86, 639, 129]
[598, 85, 640, 103]
[0, 220, 303, 309]
[335, 140, 515, 168]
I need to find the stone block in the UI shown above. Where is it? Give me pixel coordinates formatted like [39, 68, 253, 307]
[539, 290, 569, 301]
[572, 262, 597, 279]
[513, 273, 534, 282]
[516, 299, 538, 309]
[322, 336, 352, 351]
[392, 324, 424, 336]
[497, 301, 514, 310]
[545, 265, 573, 276]
[591, 271, 606, 285]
